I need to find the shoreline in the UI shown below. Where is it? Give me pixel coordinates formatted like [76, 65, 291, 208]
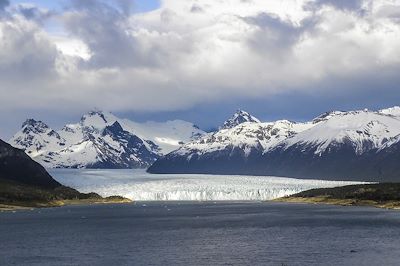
[3, 198, 400, 212]
[273, 183, 400, 210]
[0, 197, 133, 212]
[273, 196, 400, 210]
[5, 181, 400, 212]
[0, 178, 132, 212]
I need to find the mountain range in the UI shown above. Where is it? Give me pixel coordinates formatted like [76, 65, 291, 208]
[9, 111, 204, 169]
[148, 107, 400, 182]
[8, 107, 400, 181]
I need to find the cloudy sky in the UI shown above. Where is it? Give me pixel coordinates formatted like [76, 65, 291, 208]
[1, 0, 400, 139]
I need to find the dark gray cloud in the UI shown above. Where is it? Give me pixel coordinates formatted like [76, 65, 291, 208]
[243, 13, 317, 59]
[0, 18, 58, 81]
[245, 13, 300, 49]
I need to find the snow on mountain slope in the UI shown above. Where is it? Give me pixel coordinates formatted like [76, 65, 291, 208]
[377, 133, 400, 151]
[148, 111, 317, 174]
[149, 106, 400, 181]
[311, 111, 347, 124]
[11, 106, 400, 175]
[379, 106, 400, 117]
[159, 108, 353, 160]
[37, 122, 160, 168]
[175, 120, 313, 157]
[9, 110, 205, 168]
[119, 119, 204, 154]
[282, 110, 400, 155]
[58, 110, 204, 154]
[11, 119, 67, 158]
[38, 138, 104, 168]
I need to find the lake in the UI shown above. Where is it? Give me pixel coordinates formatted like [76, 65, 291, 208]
[1, 202, 400, 265]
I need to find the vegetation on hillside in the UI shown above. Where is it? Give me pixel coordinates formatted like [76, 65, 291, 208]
[277, 183, 400, 209]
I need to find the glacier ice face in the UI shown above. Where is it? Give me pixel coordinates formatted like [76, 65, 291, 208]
[50, 169, 365, 201]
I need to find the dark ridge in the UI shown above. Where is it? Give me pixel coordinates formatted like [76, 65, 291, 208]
[291, 183, 400, 202]
[0, 138, 130, 208]
[0, 139, 61, 189]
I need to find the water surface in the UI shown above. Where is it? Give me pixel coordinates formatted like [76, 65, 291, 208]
[1, 202, 399, 265]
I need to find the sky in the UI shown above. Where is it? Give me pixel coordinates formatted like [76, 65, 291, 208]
[1, 0, 400, 139]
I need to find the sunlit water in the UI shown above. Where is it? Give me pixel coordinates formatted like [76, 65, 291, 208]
[49, 169, 364, 201]
[1, 202, 400, 266]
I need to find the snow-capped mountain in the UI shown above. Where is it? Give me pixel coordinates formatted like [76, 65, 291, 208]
[36, 121, 161, 169]
[174, 119, 313, 158]
[256, 109, 400, 181]
[11, 106, 400, 180]
[220, 109, 260, 129]
[9, 110, 204, 169]
[148, 110, 315, 175]
[282, 110, 400, 155]
[12, 119, 67, 158]
[158, 110, 310, 165]
[148, 107, 400, 181]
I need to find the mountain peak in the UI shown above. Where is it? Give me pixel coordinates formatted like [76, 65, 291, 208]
[79, 110, 119, 131]
[312, 110, 347, 124]
[87, 109, 106, 116]
[81, 110, 108, 123]
[103, 121, 124, 136]
[220, 109, 260, 129]
[22, 119, 48, 129]
[21, 119, 50, 135]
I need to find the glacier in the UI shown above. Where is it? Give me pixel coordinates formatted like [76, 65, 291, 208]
[50, 169, 365, 201]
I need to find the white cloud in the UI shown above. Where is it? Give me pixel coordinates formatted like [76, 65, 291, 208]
[52, 35, 92, 60]
[1, 0, 400, 116]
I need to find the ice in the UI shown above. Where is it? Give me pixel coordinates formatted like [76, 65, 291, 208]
[50, 169, 366, 201]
